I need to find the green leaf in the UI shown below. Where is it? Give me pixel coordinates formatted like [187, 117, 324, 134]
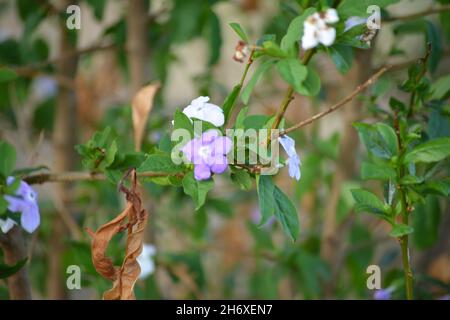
[0, 258, 27, 279]
[222, 84, 241, 122]
[338, 0, 400, 19]
[297, 66, 321, 96]
[262, 41, 288, 58]
[137, 154, 184, 173]
[173, 109, 194, 136]
[230, 167, 253, 190]
[241, 60, 273, 105]
[328, 45, 354, 74]
[182, 172, 214, 210]
[361, 162, 396, 181]
[400, 175, 424, 185]
[430, 75, 450, 100]
[0, 141, 16, 178]
[280, 8, 317, 53]
[273, 186, 300, 241]
[413, 196, 440, 249]
[351, 189, 387, 216]
[390, 223, 414, 237]
[86, 0, 107, 20]
[243, 115, 270, 130]
[207, 11, 222, 66]
[0, 197, 8, 215]
[403, 138, 450, 164]
[234, 106, 248, 130]
[229, 22, 249, 43]
[256, 175, 275, 225]
[276, 58, 308, 94]
[0, 68, 18, 83]
[353, 122, 398, 159]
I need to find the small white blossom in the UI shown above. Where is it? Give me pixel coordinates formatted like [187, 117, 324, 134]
[181, 96, 225, 127]
[301, 9, 339, 50]
[137, 243, 156, 280]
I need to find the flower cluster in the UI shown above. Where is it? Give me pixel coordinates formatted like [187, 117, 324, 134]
[301, 9, 339, 50]
[1, 177, 40, 234]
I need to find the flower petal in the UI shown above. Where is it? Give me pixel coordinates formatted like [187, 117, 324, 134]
[301, 26, 319, 50]
[211, 136, 233, 155]
[194, 164, 212, 180]
[318, 27, 336, 47]
[324, 8, 339, 23]
[20, 204, 40, 233]
[210, 155, 228, 174]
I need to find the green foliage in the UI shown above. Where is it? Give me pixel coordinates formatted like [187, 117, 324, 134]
[256, 175, 299, 241]
[0, 141, 16, 178]
[276, 58, 308, 94]
[137, 154, 184, 174]
[75, 127, 118, 171]
[353, 122, 398, 159]
[241, 60, 275, 104]
[403, 138, 450, 164]
[229, 22, 249, 43]
[182, 172, 214, 210]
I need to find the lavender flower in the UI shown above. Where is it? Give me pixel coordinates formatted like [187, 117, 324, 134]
[181, 129, 233, 181]
[374, 288, 393, 300]
[278, 135, 301, 181]
[3, 177, 40, 233]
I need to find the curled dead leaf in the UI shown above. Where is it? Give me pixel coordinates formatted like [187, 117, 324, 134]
[87, 169, 148, 300]
[131, 82, 160, 151]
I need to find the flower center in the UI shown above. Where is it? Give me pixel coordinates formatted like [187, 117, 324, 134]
[198, 145, 211, 161]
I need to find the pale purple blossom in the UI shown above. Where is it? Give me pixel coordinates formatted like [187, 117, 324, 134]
[181, 129, 232, 181]
[344, 16, 367, 32]
[278, 135, 301, 181]
[3, 177, 40, 233]
[33, 76, 58, 100]
[374, 288, 393, 300]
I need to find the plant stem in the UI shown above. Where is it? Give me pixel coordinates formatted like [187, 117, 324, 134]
[394, 113, 414, 300]
[271, 49, 315, 131]
[225, 49, 255, 128]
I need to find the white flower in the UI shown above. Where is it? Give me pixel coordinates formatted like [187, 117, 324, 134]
[301, 9, 339, 50]
[322, 8, 339, 24]
[0, 218, 17, 234]
[181, 96, 225, 127]
[137, 243, 156, 280]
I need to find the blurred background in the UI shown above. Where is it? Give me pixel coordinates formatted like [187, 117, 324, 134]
[0, 0, 449, 299]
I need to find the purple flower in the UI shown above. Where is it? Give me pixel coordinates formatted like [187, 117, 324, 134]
[374, 288, 393, 300]
[181, 129, 232, 181]
[3, 177, 40, 233]
[278, 135, 301, 181]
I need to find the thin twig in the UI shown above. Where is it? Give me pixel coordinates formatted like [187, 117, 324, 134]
[279, 65, 392, 137]
[384, 4, 450, 22]
[23, 171, 184, 185]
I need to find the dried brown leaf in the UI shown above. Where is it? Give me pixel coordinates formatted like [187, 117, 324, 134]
[131, 82, 160, 151]
[87, 169, 148, 300]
